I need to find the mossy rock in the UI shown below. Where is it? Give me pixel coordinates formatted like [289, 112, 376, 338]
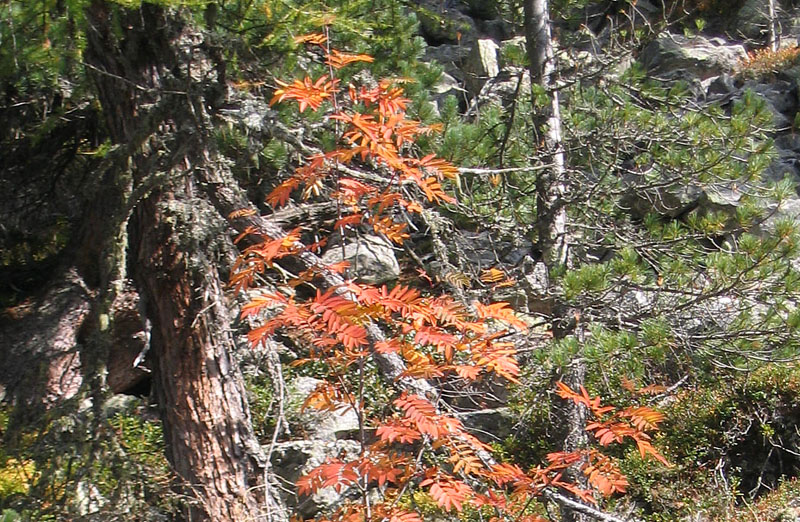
[414, 4, 476, 46]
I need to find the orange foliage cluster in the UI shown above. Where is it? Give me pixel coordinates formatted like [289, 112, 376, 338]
[738, 45, 800, 79]
[233, 32, 669, 521]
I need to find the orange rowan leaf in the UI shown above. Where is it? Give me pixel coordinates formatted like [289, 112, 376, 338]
[375, 421, 422, 444]
[266, 176, 302, 208]
[583, 452, 628, 496]
[401, 355, 445, 379]
[421, 476, 473, 512]
[480, 268, 506, 284]
[621, 406, 665, 431]
[228, 208, 258, 219]
[639, 384, 668, 395]
[472, 489, 508, 510]
[416, 268, 434, 286]
[324, 260, 351, 274]
[620, 375, 637, 393]
[394, 393, 462, 438]
[240, 292, 288, 319]
[414, 325, 458, 352]
[450, 365, 483, 380]
[293, 32, 327, 46]
[337, 323, 369, 350]
[233, 225, 260, 245]
[337, 178, 376, 202]
[371, 216, 410, 244]
[270, 76, 339, 112]
[298, 460, 360, 494]
[326, 49, 375, 69]
[417, 176, 455, 204]
[239, 229, 301, 268]
[471, 343, 519, 383]
[302, 381, 355, 413]
[387, 512, 422, 522]
[634, 438, 671, 466]
[472, 301, 528, 331]
[333, 214, 364, 231]
[374, 339, 402, 354]
[416, 154, 459, 180]
[405, 200, 424, 213]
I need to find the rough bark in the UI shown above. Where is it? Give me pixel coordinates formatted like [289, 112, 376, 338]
[132, 188, 278, 521]
[0, 268, 90, 411]
[83, 3, 285, 519]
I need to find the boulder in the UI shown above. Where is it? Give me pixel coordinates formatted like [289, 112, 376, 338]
[430, 71, 467, 113]
[734, 0, 775, 42]
[102, 394, 142, 418]
[286, 377, 359, 441]
[414, 2, 476, 46]
[321, 234, 400, 285]
[641, 33, 747, 81]
[499, 36, 527, 69]
[456, 407, 515, 442]
[469, 67, 530, 113]
[743, 79, 798, 129]
[270, 439, 361, 518]
[464, 39, 500, 97]
[423, 44, 471, 71]
[621, 181, 705, 219]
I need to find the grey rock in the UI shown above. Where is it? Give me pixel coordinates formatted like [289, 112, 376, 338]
[321, 234, 400, 285]
[102, 394, 142, 418]
[423, 44, 471, 69]
[270, 439, 361, 518]
[641, 33, 747, 81]
[766, 135, 800, 182]
[743, 79, 797, 129]
[430, 71, 466, 112]
[622, 181, 705, 219]
[734, 0, 775, 41]
[415, 2, 477, 45]
[456, 407, 515, 442]
[431, 71, 462, 96]
[462, 0, 500, 20]
[499, 36, 527, 69]
[464, 39, 500, 97]
[757, 196, 800, 236]
[286, 377, 360, 441]
[706, 73, 738, 97]
[469, 67, 530, 113]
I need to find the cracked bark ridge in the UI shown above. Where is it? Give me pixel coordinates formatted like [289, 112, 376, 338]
[84, 3, 286, 519]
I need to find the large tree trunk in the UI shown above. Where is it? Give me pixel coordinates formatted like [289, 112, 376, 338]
[133, 187, 277, 521]
[523, 1, 588, 520]
[83, 2, 285, 519]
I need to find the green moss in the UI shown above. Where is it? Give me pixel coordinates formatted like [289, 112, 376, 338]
[618, 364, 800, 519]
[246, 375, 276, 443]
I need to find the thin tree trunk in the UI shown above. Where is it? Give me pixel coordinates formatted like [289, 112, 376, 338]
[768, 0, 779, 52]
[524, 0, 567, 269]
[523, 1, 588, 520]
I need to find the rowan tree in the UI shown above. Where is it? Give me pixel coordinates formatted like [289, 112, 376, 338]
[233, 29, 670, 521]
